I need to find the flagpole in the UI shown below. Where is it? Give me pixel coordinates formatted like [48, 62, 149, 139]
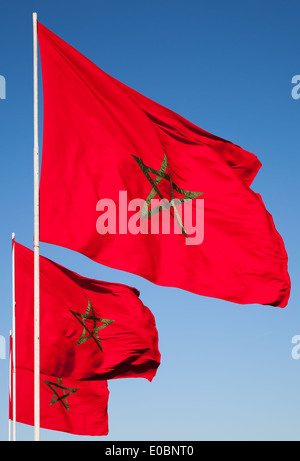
[8, 330, 12, 441]
[11, 234, 16, 441]
[33, 11, 40, 442]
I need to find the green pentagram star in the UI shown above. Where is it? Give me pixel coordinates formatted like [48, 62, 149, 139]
[132, 152, 203, 237]
[44, 378, 79, 412]
[70, 298, 114, 352]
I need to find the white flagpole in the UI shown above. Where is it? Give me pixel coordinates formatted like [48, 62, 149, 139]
[12, 234, 16, 441]
[32, 12, 40, 442]
[8, 330, 12, 441]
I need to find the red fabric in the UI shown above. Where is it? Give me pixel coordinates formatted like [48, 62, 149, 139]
[15, 367, 109, 436]
[15, 242, 160, 381]
[38, 22, 290, 308]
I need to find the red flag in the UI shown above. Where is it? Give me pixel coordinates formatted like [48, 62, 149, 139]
[38, 23, 290, 308]
[13, 367, 109, 436]
[15, 241, 160, 381]
[10, 333, 109, 437]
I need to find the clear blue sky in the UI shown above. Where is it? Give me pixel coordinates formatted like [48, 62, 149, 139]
[0, 0, 300, 441]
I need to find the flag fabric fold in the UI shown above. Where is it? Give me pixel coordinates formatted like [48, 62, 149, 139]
[37, 22, 290, 308]
[15, 241, 160, 382]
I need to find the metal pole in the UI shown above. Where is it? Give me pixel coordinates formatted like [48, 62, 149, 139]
[12, 235, 16, 441]
[8, 330, 12, 441]
[33, 11, 40, 442]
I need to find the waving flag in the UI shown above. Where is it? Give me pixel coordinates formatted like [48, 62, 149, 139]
[15, 242, 160, 381]
[10, 330, 109, 436]
[10, 366, 109, 436]
[38, 22, 290, 308]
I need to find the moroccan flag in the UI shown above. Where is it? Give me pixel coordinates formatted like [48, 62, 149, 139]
[10, 332, 109, 436]
[15, 241, 160, 381]
[38, 22, 290, 308]
[10, 366, 109, 436]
